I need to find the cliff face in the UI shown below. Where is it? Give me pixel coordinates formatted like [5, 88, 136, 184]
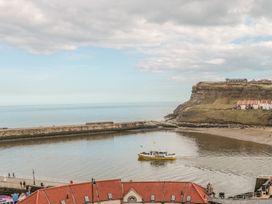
[190, 81, 272, 103]
[167, 80, 272, 126]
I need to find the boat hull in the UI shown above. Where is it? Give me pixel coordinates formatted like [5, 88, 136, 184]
[138, 154, 176, 161]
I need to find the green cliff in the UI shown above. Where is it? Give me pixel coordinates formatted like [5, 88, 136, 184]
[166, 79, 272, 126]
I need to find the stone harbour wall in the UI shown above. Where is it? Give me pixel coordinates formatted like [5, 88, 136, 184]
[0, 121, 160, 141]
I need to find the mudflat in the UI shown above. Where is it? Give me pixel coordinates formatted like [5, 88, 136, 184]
[177, 127, 272, 146]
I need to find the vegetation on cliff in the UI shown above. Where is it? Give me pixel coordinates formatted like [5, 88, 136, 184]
[166, 80, 272, 126]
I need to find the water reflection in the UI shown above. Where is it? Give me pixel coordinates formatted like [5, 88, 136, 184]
[0, 132, 130, 148]
[139, 160, 176, 167]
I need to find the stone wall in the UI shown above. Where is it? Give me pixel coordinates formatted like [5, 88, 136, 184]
[0, 121, 158, 141]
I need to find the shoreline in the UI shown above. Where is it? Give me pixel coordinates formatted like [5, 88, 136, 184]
[1, 120, 272, 146]
[177, 126, 272, 146]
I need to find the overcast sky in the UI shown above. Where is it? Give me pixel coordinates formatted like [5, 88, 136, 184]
[1, 0, 272, 105]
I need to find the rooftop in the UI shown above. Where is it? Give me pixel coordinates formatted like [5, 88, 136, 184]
[18, 179, 208, 204]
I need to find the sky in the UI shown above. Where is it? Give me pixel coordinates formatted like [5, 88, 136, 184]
[1, 0, 272, 105]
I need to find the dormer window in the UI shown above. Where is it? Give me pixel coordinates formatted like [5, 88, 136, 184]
[128, 196, 137, 203]
[186, 195, 191, 203]
[108, 193, 112, 200]
[180, 192, 184, 202]
[150, 194, 155, 202]
[171, 195, 176, 202]
[84, 196, 90, 203]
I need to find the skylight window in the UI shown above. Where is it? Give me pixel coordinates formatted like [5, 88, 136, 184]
[84, 196, 90, 202]
[171, 195, 176, 202]
[150, 194, 155, 202]
[187, 195, 191, 202]
[108, 192, 112, 200]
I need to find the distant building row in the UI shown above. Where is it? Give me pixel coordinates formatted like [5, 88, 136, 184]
[225, 78, 272, 85]
[226, 78, 247, 84]
[235, 100, 272, 110]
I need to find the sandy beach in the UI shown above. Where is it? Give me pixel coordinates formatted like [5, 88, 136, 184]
[177, 127, 272, 146]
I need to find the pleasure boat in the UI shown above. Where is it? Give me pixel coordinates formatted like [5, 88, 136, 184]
[138, 151, 176, 161]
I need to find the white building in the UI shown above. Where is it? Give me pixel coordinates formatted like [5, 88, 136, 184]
[236, 100, 272, 110]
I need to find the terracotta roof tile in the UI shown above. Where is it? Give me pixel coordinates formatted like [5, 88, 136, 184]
[95, 179, 123, 201]
[122, 181, 207, 203]
[42, 185, 75, 204]
[123, 181, 164, 202]
[18, 192, 37, 204]
[69, 182, 94, 203]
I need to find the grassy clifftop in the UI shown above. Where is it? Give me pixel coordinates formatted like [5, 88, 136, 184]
[167, 80, 272, 126]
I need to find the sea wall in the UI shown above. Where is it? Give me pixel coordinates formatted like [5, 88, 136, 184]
[0, 121, 160, 141]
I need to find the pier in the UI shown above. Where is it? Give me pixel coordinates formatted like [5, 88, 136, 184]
[0, 121, 167, 142]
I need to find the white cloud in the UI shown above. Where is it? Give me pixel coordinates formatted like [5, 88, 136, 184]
[0, 0, 272, 80]
[206, 58, 225, 65]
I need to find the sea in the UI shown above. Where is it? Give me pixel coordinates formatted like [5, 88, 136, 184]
[0, 102, 178, 128]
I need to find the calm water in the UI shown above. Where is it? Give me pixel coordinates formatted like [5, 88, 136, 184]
[0, 131, 271, 196]
[0, 102, 178, 128]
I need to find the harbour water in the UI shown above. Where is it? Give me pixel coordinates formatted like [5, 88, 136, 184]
[0, 131, 271, 196]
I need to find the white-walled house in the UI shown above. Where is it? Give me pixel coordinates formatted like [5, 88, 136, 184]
[236, 100, 272, 110]
[259, 100, 272, 110]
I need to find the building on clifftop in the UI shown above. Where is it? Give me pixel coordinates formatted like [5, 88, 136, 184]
[225, 78, 247, 84]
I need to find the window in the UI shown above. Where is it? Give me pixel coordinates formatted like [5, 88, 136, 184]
[128, 196, 137, 203]
[171, 195, 176, 202]
[60, 200, 66, 204]
[186, 195, 191, 203]
[150, 194, 155, 202]
[108, 193, 112, 200]
[180, 193, 184, 203]
[84, 196, 90, 202]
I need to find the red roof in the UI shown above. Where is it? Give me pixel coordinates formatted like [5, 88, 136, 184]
[94, 179, 123, 201]
[18, 179, 208, 204]
[123, 181, 207, 203]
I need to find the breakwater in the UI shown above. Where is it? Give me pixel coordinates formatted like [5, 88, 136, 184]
[0, 121, 164, 141]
